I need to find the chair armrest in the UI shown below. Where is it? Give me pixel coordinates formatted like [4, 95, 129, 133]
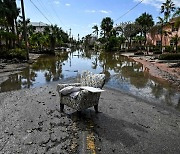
[76, 89, 101, 101]
[73, 89, 101, 110]
[57, 83, 81, 92]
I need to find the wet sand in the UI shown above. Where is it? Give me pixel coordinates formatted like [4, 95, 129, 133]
[0, 54, 41, 85]
[122, 53, 180, 90]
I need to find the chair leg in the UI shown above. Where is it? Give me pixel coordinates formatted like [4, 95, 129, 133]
[60, 103, 64, 112]
[94, 105, 99, 113]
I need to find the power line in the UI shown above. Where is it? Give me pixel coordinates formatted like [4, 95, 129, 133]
[48, 0, 69, 29]
[114, 0, 144, 23]
[30, 0, 52, 24]
[90, 0, 144, 36]
[37, 0, 57, 24]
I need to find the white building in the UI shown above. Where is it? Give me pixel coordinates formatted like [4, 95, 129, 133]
[29, 22, 49, 33]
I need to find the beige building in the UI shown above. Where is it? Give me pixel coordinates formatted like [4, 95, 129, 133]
[146, 17, 180, 48]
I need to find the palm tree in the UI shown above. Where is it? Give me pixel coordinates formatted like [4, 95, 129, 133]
[15, 8, 20, 46]
[171, 34, 179, 53]
[17, 18, 31, 46]
[135, 12, 154, 43]
[5, 0, 19, 47]
[48, 24, 63, 52]
[161, 0, 175, 22]
[0, 0, 5, 46]
[92, 25, 99, 38]
[84, 34, 92, 49]
[173, 7, 180, 17]
[124, 23, 141, 49]
[172, 7, 180, 28]
[0, 0, 19, 49]
[157, 17, 165, 51]
[100, 17, 113, 38]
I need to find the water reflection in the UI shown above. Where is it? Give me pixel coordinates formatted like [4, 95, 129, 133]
[0, 50, 179, 111]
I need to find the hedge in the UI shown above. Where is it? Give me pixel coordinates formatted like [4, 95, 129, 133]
[159, 53, 180, 60]
[134, 51, 144, 55]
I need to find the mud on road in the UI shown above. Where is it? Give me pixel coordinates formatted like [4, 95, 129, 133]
[0, 81, 180, 153]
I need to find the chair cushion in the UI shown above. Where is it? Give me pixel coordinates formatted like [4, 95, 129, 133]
[60, 86, 81, 95]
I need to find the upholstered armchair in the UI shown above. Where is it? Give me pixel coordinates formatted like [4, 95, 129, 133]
[57, 71, 106, 113]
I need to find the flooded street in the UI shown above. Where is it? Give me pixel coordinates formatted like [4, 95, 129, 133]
[1, 50, 180, 153]
[0, 50, 179, 111]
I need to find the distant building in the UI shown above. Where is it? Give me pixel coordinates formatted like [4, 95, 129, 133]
[29, 22, 49, 33]
[89, 36, 98, 45]
[146, 17, 180, 48]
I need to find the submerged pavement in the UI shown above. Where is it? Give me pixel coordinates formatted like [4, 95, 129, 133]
[0, 81, 180, 153]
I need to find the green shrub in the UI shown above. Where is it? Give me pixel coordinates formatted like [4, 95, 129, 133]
[104, 36, 118, 51]
[0, 46, 7, 57]
[164, 46, 174, 52]
[8, 48, 27, 60]
[153, 50, 162, 54]
[177, 46, 180, 53]
[127, 48, 137, 52]
[148, 45, 156, 52]
[159, 53, 180, 60]
[134, 51, 144, 55]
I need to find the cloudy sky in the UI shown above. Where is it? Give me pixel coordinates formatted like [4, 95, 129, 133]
[17, 0, 180, 39]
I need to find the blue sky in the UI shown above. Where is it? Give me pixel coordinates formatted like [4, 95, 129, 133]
[17, 0, 180, 39]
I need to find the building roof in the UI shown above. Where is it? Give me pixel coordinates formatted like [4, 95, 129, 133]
[29, 22, 49, 27]
[169, 16, 180, 24]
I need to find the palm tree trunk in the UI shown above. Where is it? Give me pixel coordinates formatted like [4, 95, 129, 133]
[161, 27, 163, 52]
[12, 21, 15, 48]
[15, 19, 20, 47]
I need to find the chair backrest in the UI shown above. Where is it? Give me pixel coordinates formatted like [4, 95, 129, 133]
[81, 71, 105, 88]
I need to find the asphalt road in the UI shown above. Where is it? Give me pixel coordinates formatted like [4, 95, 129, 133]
[0, 81, 180, 154]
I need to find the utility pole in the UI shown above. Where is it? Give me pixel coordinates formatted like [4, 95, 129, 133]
[69, 28, 72, 47]
[21, 0, 29, 60]
[78, 34, 80, 42]
[69, 28, 71, 37]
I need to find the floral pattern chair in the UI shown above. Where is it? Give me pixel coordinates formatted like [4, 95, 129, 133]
[57, 71, 106, 113]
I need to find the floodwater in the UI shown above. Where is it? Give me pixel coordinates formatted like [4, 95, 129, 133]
[0, 50, 180, 110]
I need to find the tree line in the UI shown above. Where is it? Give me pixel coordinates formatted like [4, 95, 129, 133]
[86, 0, 180, 53]
[0, 0, 71, 60]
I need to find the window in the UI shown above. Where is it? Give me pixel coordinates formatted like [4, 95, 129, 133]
[172, 24, 178, 32]
[157, 28, 162, 34]
[170, 40, 175, 46]
[156, 41, 162, 47]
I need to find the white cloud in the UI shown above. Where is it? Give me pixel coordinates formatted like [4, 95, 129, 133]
[99, 10, 111, 14]
[65, 3, 71, 7]
[134, 0, 180, 9]
[85, 10, 96, 13]
[92, 22, 99, 26]
[53, 0, 60, 5]
[173, 0, 180, 7]
[85, 10, 111, 14]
